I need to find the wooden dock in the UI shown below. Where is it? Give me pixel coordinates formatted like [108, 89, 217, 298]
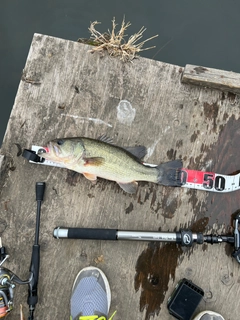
[1, 33, 240, 320]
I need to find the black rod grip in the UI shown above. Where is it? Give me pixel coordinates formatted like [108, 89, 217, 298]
[68, 228, 117, 240]
[28, 244, 40, 307]
[36, 182, 46, 201]
[55, 227, 118, 240]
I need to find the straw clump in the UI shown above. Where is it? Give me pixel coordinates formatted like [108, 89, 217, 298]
[80, 17, 158, 62]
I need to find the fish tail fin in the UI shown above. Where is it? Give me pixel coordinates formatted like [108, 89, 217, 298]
[156, 160, 183, 187]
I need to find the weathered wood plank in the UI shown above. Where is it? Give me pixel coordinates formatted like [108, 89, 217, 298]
[0, 33, 240, 320]
[182, 64, 240, 94]
[0, 153, 10, 194]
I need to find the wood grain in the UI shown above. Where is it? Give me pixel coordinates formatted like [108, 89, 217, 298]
[182, 64, 240, 94]
[0, 34, 240, 319]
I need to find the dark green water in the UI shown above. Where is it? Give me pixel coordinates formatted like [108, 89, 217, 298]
[1, 0, 240, 146]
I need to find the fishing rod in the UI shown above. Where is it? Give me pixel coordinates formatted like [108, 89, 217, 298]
[53, 211, 240, 264]
[0, 182, 45, 318]
[23, 146, 240, 193]
[27, 181, 45, 320]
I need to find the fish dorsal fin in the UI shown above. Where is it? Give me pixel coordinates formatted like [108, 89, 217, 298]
[98, 134, 114, 144]
[124, 146, 147, 160]
[83, 157, 105, 166]
[98, 135, 146, 160]
[117, 181, 138, 194]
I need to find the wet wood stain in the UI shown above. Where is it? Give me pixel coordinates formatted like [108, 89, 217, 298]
[204, 115, 240, 228]
[134, 218, 209, 320]
[135, 242, 182, 320]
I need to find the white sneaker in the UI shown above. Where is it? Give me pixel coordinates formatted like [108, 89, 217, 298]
[193, 311, 225, 320]
[70, 266, 114, 320]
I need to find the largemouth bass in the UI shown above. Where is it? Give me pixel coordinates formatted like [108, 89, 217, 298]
[38, 136, 183, 193]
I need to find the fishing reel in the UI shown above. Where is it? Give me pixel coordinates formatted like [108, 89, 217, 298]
[231, 211, 240, 263]
[0, 255, 14, 318]
[0, 242, 30, 318]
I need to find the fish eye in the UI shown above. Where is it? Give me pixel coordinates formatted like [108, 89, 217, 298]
[57, 139, 64, 145]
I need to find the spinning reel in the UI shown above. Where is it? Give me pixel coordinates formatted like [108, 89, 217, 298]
[0, 251, 14, 318]
[0, 247, 29, 318]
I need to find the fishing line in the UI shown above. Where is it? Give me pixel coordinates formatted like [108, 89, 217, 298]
[151, 38, 173, 59]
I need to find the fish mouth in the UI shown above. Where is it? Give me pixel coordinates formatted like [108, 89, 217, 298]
[37, 142, 60, 160]
[46, 142, 63, 160]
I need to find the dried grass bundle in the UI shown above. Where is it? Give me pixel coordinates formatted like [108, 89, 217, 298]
[79, 17, 158, 62]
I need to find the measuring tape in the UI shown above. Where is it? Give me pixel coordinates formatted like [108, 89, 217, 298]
[22, 146, 240, 193]
[180, 169, 240, 193]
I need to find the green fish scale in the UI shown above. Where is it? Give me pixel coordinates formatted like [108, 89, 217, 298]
[77, 138, 158, 183]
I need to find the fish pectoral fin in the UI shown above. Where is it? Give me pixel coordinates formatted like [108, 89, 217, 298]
[83, 172, 97, 181]
[83, 157, 105, 166]
[123, 146, 147, 160]
[117, 181, 138, 194]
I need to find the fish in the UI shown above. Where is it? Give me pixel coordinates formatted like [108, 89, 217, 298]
[38, 136, 183, 193]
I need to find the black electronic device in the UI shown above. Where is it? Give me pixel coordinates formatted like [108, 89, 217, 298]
[167, 278, 204, 320]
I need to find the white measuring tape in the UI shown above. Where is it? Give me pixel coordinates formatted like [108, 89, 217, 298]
[180, 169, 240, 193]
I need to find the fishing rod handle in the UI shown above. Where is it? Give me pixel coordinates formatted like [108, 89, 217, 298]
[53, 227, 204, 246]
[54, 227, 117, 240]
[36, 182, 46, 201]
